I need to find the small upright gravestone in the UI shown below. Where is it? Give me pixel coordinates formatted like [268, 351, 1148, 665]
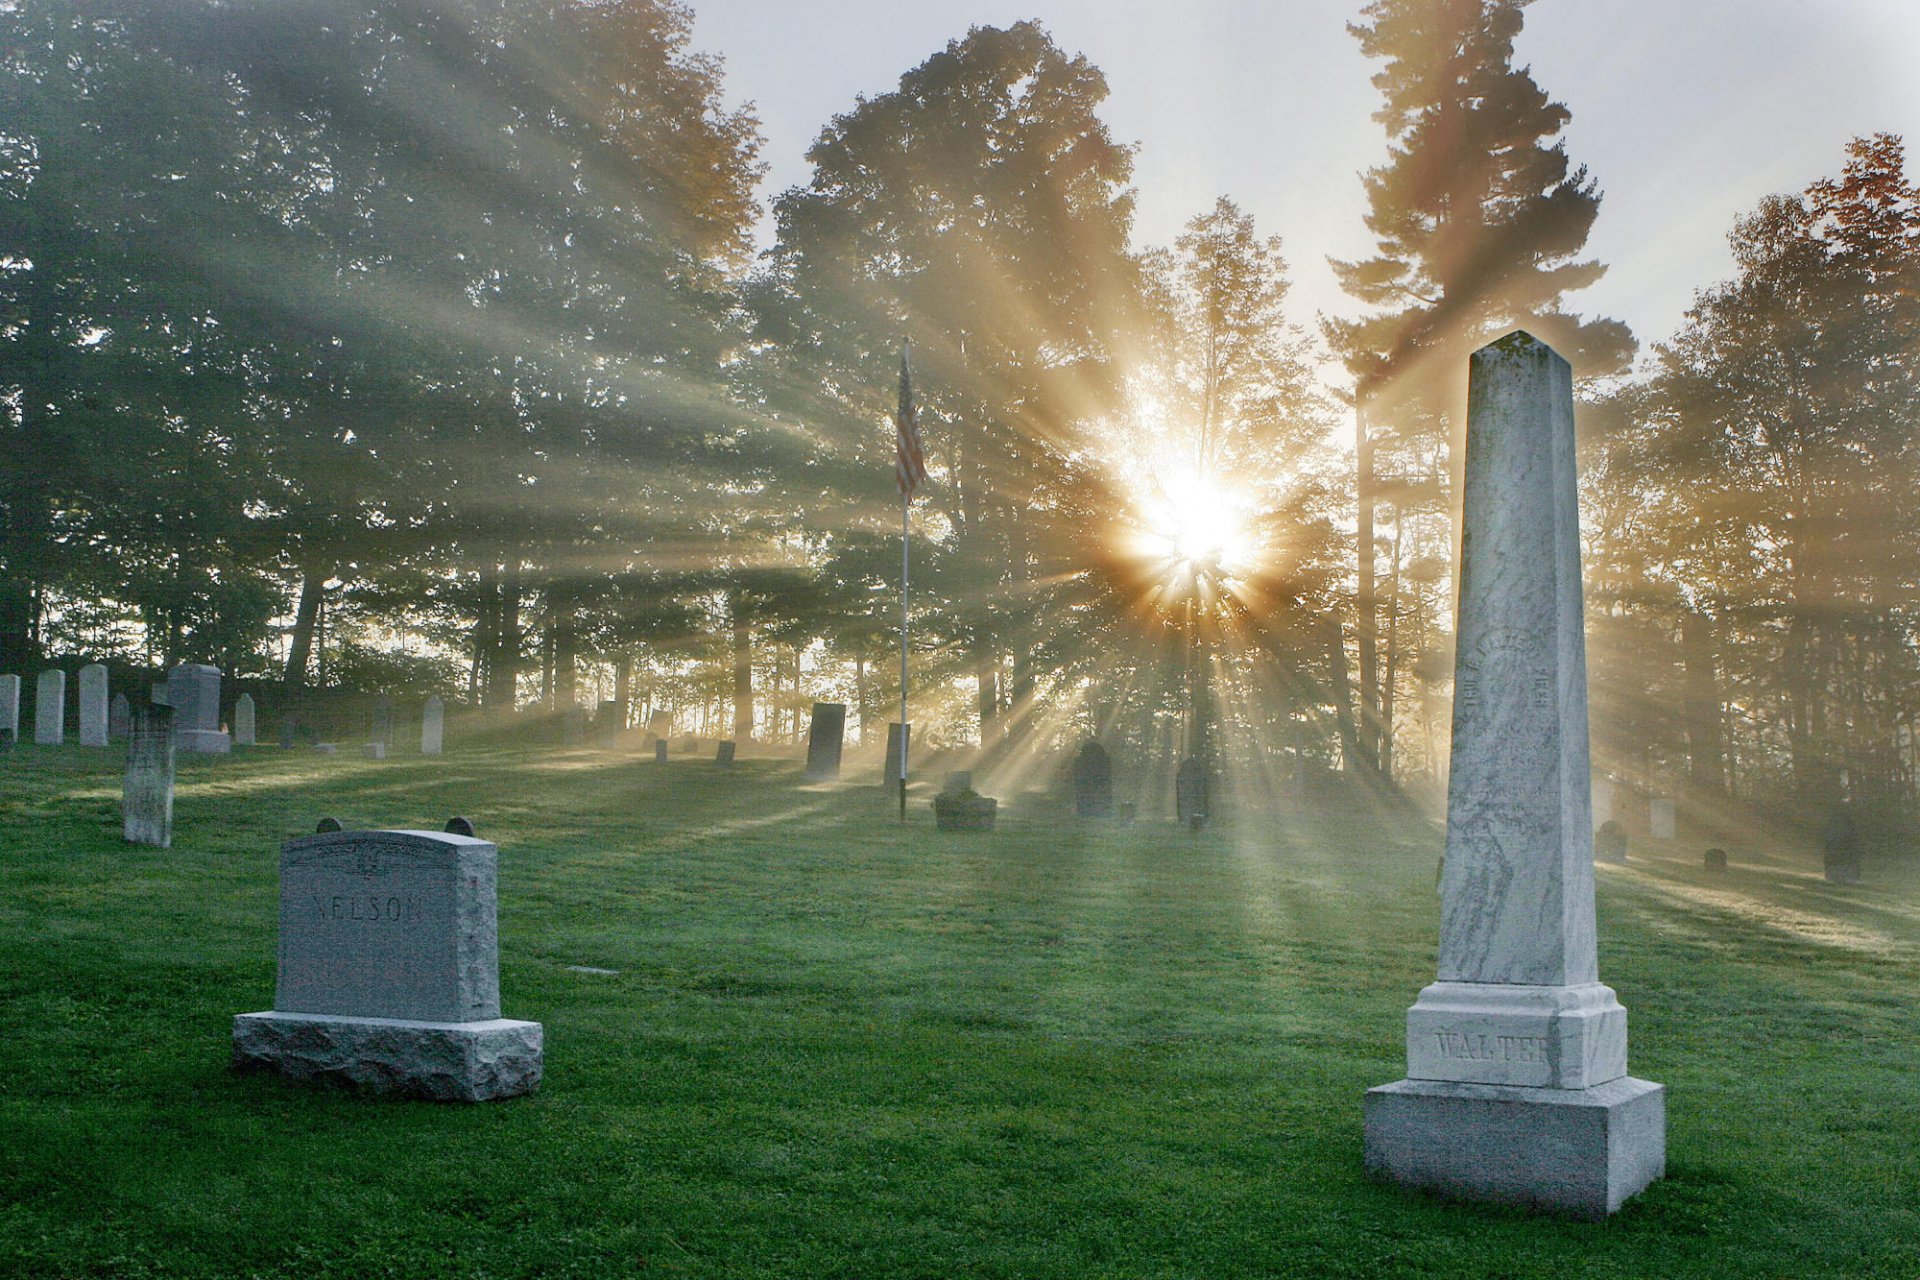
[35, 669, 65, 746]
[167, 664, 231, 754]
[1073, 741, 1113, 818]
[232, 826, 543, 1101]
[1363, 333, 1663, 1218]
[561, 707, 587, 747]
[653, 739, 668, 764]
[0, 674, 20, 746]
[596, 700, 623, 749]
[1175, 757, 1208, 831]
[933, 780, 997, 831]
[363, 742, 386, 760]
[804, 702, 846, 782]
[78, 664, 110, 747]
[123, 703, 176, 847]
[715, 740, 736, 767]
[1703, 848, 1728, 873]
[421, 696, 444, 755]
[233, 693, 257, 747]
[109, 692, 131, 740]
[883, 722, 910, 787]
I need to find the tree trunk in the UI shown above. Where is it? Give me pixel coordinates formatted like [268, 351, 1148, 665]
[1354, 400, 1382, 771]
[284, 567, 328, 687]
[1681, 608, 1727, 799]
[731, 602, 752, 743]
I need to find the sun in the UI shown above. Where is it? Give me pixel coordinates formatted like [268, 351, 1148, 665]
[1130, 471, 1257, 582]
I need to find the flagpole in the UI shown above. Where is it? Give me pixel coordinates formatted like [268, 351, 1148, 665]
[899, 479, 910, 821]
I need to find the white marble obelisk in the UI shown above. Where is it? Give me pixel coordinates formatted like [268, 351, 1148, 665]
[1364, 332, 1665, 1218]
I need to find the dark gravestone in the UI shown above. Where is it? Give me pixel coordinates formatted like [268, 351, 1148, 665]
[933, 783, 996, 831]
[1073, 741, 1114, 818]
[1595, 820, 1628, 864]
[715, 740, 736, 767]
[1823, 807, 1863, 885]
[445, 816, 476, 838]
[109, 692, 131, 740]
[123, 703, 176, 848]
[653, 739, 668, 764]
[369, 696, 394, 749]
[1703, 847, 1728, 873]
[1175, 757, 1208, 831]
[804, 702, 846, 782]
[883, 722, 910, 787]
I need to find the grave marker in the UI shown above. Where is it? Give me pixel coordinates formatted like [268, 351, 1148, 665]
[233, 693, 257, 747]
[1073, 741, 1113, 818]
[109, 692, 131, 740]
[167, 664, 231, 753]
[231, 826, 543, 1101]
[883, 722, 910, 787]
[78, 664, 109, 747]
[34, 669, 65, 745]
[803, 702, 846, 781]
[122, 703, 175, 847]
[1649, 797, 1676, 840]
[716, 740, 736, 766]
[1363, 333, 1664, 1218]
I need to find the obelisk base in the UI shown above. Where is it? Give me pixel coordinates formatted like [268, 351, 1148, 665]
[233, 1012, 543, 1102]
[1364, 1076, 1664, 1218]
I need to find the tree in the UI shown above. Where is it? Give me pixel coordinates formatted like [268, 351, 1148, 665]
[1327, 0, 1633, 778]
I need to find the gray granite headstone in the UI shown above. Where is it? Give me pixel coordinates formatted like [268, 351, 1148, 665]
[1073, 741, 1113, 818]
[421, 696, 444, 755]
[883, 722, 910, 787]
[231, 828, 542, 1101]
[122, 703, 176, 847]
[715, 740, 736, 766]
[803, 703, 846, 781]
[109, 691, 131, 739]
[34, 669, 65, 745]
[1595, 820, 1628, 865]
[653, 739, 668, 764]
[233, 693, 257, 747]
[0, 674, 19, 745]
[942, 771, 972, 796]
[166, 663, 230, 753]
[1364, 332, 1663, 1218]
[78, 664, 109, 747]
[1703, 847, 1728, 873]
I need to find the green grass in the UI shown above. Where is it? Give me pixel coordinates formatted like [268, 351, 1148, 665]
[3, 743, 1918, 1278]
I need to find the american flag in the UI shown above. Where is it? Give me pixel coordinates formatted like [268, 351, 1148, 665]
[895, 344, 928, 498]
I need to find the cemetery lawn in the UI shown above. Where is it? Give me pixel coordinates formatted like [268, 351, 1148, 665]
[3, 747, 1919, 1280]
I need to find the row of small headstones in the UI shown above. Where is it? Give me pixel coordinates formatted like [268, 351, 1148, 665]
[0, 665, 451, 756]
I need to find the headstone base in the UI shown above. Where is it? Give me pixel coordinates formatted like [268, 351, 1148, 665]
[232, 1011, 543, 1102]
[176, 729, 232, 755]
[1405, 981, 1627, 1089]
[1363, 1076, 1665, 1219]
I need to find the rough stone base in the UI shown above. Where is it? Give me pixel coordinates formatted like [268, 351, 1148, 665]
[176, 729, 232, 755]
[1364, 1076, 1664, 1218]
[233, 1011, 542, 1102]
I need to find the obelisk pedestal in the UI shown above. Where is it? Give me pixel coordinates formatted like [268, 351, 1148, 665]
[1363, 333, 1664, 1218]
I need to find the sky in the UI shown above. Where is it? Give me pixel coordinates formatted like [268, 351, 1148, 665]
[688, 0, 1920, 376]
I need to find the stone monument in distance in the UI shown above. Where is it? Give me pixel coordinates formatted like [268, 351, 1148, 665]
[0, 673, 21, 746]
[421, 696, 444, 755]
[232, 825, 543, 1101]
[233, 693, 257, 747]
[804, 702, 846, 782]
[34, 668, 65, 746]
[123, 703, 176, 847]
[78, 663, 110, 747]
[1363, 333, 1665, 1218]
[167, 663, 231, 754]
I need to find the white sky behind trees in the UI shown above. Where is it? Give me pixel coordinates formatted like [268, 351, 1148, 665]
[690, 0, 1920, 375]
